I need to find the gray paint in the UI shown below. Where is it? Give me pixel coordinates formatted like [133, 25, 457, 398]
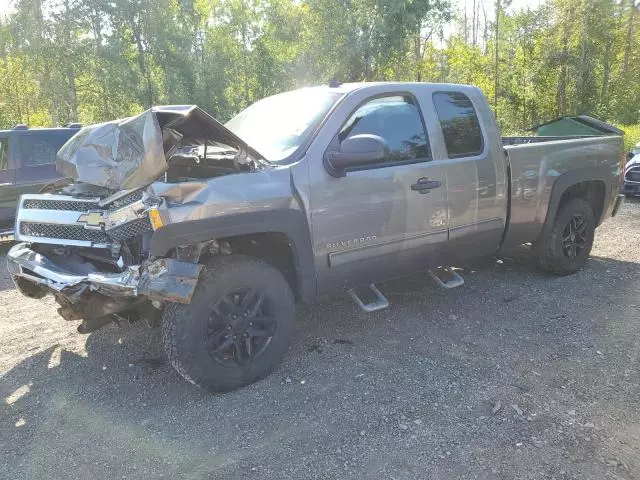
[7, 82, 624, 305]
[502, 135, 622, 248]
[147, 83, 620, 294]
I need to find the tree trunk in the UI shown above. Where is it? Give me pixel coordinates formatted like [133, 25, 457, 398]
[464, 0, 468, 43]
[472, 0, 477, 45]
[575, 1, 589, 114]
[623, 0, 636, 76]
[414, 30, 422, 81]
[63, 0, 78, 122]
[33, 0, 54, 124]
[556, 22, 569, 116]
[494, 0, 500, 112]
[67, 67, 78, 122]
[601, 38, 612, 108]
[241, 22, 250, 105]
[522, 39, 527, 125]
[132, 25, 153, 107]
[482, 2, 489, 53]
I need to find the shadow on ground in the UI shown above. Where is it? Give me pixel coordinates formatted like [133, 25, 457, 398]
[2, 243, 640, 479]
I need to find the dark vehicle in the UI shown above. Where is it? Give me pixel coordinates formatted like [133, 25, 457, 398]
[0, 124, 81, 236]
[7, 83, 625, 392]
[623, 142, 640, 196]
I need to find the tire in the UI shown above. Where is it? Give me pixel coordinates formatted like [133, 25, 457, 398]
[162, 255, 295, 392]
[535, 198, 595, 276]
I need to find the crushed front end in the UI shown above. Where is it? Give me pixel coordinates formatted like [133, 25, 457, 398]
[7, 189, 203, 332]
[7, 104, 266, 333]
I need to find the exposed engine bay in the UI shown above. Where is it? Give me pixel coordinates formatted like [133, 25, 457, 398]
[8, 105, 267, 332]
[57, 104, 264, 189]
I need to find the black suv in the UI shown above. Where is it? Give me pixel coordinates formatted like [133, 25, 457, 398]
[0, 124, 81, 236]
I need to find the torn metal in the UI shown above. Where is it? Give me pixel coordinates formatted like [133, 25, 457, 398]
[57, 109, 167, 190]
[7, 243, 203, 305]
[138, 258, 203, 304]
[56, 105, 264, 190]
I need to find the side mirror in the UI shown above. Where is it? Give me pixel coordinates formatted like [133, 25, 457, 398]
[324, 134, 389, 177]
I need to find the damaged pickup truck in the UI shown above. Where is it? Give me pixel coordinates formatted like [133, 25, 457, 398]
[7, 83, 625, 391]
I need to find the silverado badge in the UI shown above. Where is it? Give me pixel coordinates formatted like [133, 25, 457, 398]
[77, 211, 105, 228]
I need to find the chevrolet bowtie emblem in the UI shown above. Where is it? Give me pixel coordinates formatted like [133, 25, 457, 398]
[77, 211, 105, 227]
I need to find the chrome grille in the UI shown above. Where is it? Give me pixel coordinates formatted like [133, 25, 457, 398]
[22, 190, 143, 212]
[23, 199, 100, 211]
[625, 168, 640, 183]
[20, 222, 108, 243]
[107, 218, 152, 242]
[102, 190, 144, 210]
[17, 190, 149, 246]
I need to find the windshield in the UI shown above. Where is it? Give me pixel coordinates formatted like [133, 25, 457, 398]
[225, 89, 342, 162]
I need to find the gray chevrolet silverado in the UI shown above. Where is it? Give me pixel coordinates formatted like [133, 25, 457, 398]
[7, 83, 624, 391]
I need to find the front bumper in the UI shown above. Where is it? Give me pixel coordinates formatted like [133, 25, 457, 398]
[623, 182, 640, 197]
[7, 243, 202, 309]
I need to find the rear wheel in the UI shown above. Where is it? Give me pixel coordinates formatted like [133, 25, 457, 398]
[162, 255, 295, 392]
[535, 198, 595, 276]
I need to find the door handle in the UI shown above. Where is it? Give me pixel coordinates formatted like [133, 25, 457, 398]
[411, 178, 441, 193]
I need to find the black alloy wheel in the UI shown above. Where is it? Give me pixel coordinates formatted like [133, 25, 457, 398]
[207, 289, 276, 366]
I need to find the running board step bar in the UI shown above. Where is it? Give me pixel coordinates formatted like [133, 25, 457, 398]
[349, 284, 389, 313]
[428, 267, 464, 289]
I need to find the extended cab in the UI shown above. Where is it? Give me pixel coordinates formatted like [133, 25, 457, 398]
[7, 83, 624, 391]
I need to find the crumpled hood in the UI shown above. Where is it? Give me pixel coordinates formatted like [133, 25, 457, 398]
[56, 105, 263, 190]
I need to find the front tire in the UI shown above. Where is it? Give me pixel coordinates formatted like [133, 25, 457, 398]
[162, 255, 295, 392]
[535, 198, 595, 275]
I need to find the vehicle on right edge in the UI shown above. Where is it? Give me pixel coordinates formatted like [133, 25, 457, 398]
[7, 82, 626, 391]
[623, 141, 640, 197]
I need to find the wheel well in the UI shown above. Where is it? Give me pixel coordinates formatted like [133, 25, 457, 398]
[558, 180, 605, 225]
[219, 233, 300, 301]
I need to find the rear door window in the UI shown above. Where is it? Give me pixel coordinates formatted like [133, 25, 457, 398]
[0, 138, 8, 170]
[339, 95, 431, 163]
[19, 133, 70, 167]
[433, 92, 484, 158]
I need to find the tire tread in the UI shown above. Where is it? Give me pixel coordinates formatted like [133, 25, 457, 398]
[161, 255, 294, 391]
[535, 198, 595, 276]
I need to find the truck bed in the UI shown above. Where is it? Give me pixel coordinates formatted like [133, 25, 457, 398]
[501, 135, 623, 249]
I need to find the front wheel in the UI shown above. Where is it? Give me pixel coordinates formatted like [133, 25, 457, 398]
[162, 255, 295, 392]
[535, 198, 595, 276]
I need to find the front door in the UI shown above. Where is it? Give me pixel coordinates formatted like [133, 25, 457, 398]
[309, 90, 449, 293]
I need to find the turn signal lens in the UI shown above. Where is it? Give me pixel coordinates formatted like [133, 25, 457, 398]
[148, 208, 164, 230]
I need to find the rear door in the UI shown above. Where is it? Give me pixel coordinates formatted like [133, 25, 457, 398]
[308, 87, 449, 292]
[0, 134, 17, 225]
[431, 90, 506, 259]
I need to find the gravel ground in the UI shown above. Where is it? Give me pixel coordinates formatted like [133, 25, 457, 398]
[2, 200, 640, 480]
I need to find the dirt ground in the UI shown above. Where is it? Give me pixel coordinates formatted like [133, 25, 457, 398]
[1, 200, 640, 480]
